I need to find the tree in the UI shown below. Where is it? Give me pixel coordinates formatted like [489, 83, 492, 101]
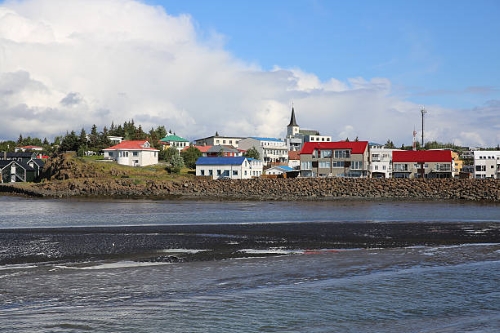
[244, 146, 260, 160]
[60, 131, 79, 152]
[162, 147, 178, 163]
[181, 146, 202, 169]
[163, 147, 184, 173]
[385, 139, 396, 149]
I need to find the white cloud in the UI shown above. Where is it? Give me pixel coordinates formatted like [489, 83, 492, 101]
[0, 0, 498, 148]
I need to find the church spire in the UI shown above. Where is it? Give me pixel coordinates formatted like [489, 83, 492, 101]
[288, 106, 298, 127]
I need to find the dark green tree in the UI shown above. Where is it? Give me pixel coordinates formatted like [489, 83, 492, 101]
[60, 131, 79, 152]
[385, 139, 396, 149]
[181, 146, 202, 169]
[244, 146, 260, 160]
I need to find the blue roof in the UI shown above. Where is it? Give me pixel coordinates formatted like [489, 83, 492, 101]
[250, 137, 283, 142]
[276, 166, 294, 172]
[196, 156, 247, 166]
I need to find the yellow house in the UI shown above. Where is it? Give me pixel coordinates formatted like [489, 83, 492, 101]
[451, 151, 463, 177]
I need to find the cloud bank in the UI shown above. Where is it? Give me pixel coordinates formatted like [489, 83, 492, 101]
[0, 0, 498, 147]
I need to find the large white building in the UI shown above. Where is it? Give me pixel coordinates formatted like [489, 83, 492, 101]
[369, 144, 398, 178]
[473, 150, 500, 178]
[238, 137, 288, 165]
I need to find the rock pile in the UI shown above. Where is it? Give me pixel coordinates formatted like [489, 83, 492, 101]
[2, 176, 500, 202]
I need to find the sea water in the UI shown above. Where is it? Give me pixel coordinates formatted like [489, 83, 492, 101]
[1, 196, 499, 332]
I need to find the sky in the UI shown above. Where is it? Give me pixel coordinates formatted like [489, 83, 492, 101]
[0, 0, 499, 147]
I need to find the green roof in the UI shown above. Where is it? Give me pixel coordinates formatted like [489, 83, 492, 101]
[160, 134, 189, 142]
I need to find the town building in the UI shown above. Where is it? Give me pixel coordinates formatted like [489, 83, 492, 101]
[194, 133, 245, 148]
[159, 133, 190, 152]
[299, 141, 369, 177]
[392, 150, 453, 179]
[103, 140, 159, 167]
[472, 150, 500, 179]
[285, 107, 331, 151]
[369, 144, 398, 178]
[238, 137, 288, 166]
[195, 156, 263, 179]
[264, 165, 295, 176]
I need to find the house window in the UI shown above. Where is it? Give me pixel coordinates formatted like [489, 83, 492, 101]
[332, 161, 344, 168]
[351, 161, 363, 170]
[334, 150, 350, 158]
[209, 170, 213, 176]
[319, 161, 330, 168]
[108, 152, 114, 157]
[394, 163, 408, 171]
[217, 170, 222, 176]
[133, 152, 138, 156]
[321, 150, 332, 158]
[233, 170, 238, 176]
[201, 170, 205, 176]
[301, 161, 312, 170]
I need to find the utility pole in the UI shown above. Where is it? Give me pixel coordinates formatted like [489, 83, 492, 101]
[421, 106, 427, 148]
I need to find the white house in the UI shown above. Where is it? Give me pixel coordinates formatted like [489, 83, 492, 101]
[195, 156, 263, 179]
[369, 144, 398, 178]
[264, 165, 294, 176]
[238, 137, 288, 165]
[473, 150, 500, 179]
[103, 140, 159, 167]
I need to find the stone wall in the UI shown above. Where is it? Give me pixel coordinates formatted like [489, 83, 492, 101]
[2, 177, 500, 202]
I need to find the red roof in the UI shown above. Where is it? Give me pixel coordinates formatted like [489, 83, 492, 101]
[182, 145, 212, 153]
[392, 150, 452, 163]
[103, 140, 158, 151]
[300, 141, 369, 155]
[288, 150, 300, 160]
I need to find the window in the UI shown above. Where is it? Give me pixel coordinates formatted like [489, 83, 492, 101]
[209, 170, 213, 176]
[133, 152, 138, 156]
[233, 170, 238, 176]
[394, 163, 408, 171]
[201, 170, 205, 176]
[301, 161, 312, 170]
[332, 161, 344, 168]
[108, 152, 114, 157]
[334, 150, 350, 158]
[217, 170, 222, 176]
[321, 150, 332, 158]
[319, 161, 330, 168]
[351, 161, 363, 170]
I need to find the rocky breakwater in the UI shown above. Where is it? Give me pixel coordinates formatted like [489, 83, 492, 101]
[6, 176, 500, 202]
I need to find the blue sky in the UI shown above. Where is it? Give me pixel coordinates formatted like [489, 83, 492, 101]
[154, 0, 499, 109]
[1, 0, 499, 147]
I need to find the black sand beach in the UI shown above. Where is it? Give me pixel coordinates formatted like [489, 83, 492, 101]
[1, 222, 499, 265]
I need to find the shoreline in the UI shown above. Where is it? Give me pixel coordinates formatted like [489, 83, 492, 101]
[1, 177, 500, 202]
[2, 222, 500, 265]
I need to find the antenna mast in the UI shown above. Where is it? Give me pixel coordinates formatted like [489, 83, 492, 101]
[412, 126, 417, 151]
[420, 106, 427, 148]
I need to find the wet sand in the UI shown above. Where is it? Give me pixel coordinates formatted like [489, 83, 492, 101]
[1, 222, 500, 265]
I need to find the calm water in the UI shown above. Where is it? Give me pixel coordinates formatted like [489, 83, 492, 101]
[1, 196, 500, 332]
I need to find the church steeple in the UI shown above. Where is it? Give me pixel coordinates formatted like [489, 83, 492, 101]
[288, 107, 298, 127]
[287, 106, 300, 137]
